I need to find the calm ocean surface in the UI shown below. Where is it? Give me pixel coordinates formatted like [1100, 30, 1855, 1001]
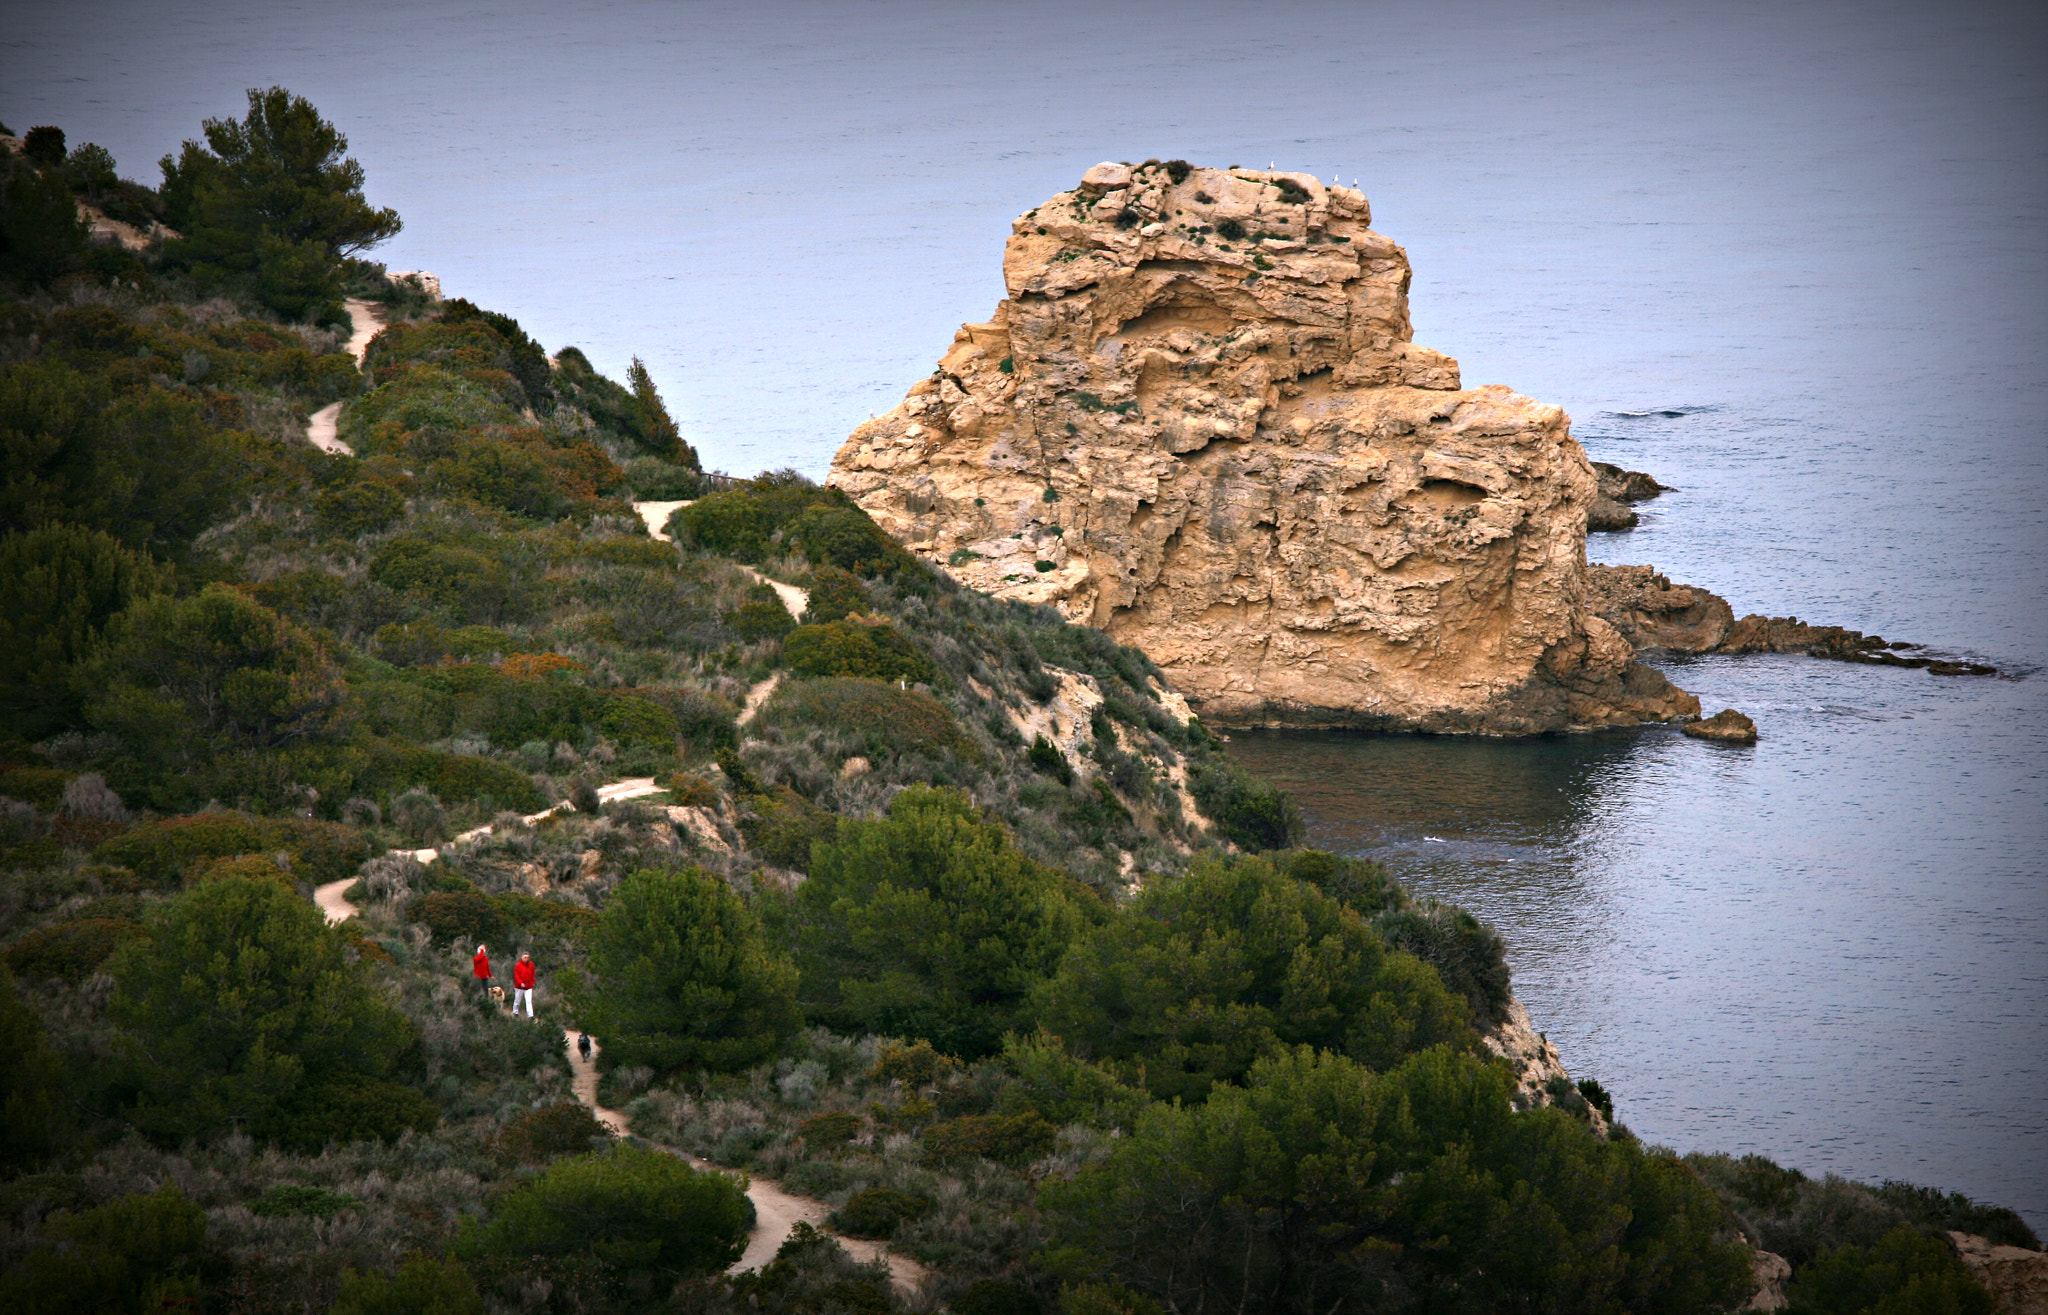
[13, 0, 2044, 1226]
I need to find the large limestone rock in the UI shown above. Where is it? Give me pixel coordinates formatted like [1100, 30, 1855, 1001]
[830, 162, 1698, 732]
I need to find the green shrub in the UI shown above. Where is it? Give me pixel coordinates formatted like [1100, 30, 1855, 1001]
[783, 619, 936, 683]
[407, 890, 505, 946]
[315, 477, 406, 535]
[800, 565, 871, 623]
[783, 502, 919, 580]
[954, 1279, 1044, 1315]
[250, 1182, 363, 1218]
[1216, 217, 1245, 240]
[5, 916, 148, 982]
[94, 811, 276, 886]
[1784, 1226, 1994, 1314]
[458, 1144, 752, 1294]
[672, 488, 774, 561]
[1372, 900, 1511, 1026]
[0, 963, 67, 1170]
[725, 585, 797, 642]
[742, 788, 842, 872]
[332, 1254, 485, 1315]
[796, 788, 1085, 1058]
[489, 891, 600, 942]
[831, 1186, 932, 1238]
[1163, 160, 1193, 183]
[1041, 1047, 1751, 1315]
[1034, 853, 1472, 1102]
[499, 1099, 613, 1162]
[758, 676, 964, 762]
[621, 455, 702, 499]
[0, 766, 72, 808]
[1028, 734, 1074, 784]
[1187, 755, 1303, 851]
[0, 1183, 208, 1315]
[1873, 1180, 2040, 1250]
[922, 1111, 1056, 1166]
[797, 1110, 864, 1146]
[602, 693, 681, 744]
[874, 1038, 957, 1087]
[1270, 849, 1403, 917]
[578, 867, 800, 1073]
[1272, 176, 1311, 203]
[1577, 1077, 1614, 1120]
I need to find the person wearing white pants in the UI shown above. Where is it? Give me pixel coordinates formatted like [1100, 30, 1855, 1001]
[513, 952, 537, 1018]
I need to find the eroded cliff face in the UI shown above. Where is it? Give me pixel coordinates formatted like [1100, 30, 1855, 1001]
[829, 161, 1698, 732]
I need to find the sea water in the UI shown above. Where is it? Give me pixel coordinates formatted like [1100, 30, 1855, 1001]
[13, 0, 2044, 1228]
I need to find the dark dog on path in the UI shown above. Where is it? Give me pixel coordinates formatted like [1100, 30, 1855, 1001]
[577, 1032, 593, 1062]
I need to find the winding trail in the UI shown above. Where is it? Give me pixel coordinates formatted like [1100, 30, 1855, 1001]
[312, 796, 923, 1291]
[557, 1025, 922, 1287]
[304, 298, 389, 455]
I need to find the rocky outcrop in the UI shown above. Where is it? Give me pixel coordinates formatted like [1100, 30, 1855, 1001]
[830, 162, 1698, 734]
[1586, 461, 1664, 532]
[1587, 564, 2001, 675]
[1745, 1249, 1791, 1310]
[1684, 708, 1758, 744]
[1949, 1233, 2048, 1315]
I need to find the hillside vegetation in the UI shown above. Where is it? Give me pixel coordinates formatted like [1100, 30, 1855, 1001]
[0, 94, 2032, 1314]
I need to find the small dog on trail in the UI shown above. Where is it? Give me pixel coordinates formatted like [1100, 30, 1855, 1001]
[577, 1032, 593, 1062]
[488, 985, 506, 1005]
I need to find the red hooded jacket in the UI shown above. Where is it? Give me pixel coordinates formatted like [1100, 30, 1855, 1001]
[513, 958, 536, 990]
[473, 949, 491, 981]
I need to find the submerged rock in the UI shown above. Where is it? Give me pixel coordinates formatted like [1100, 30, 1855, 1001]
[830, 162, 1697, 734]
[1684, 709, 1759, 744]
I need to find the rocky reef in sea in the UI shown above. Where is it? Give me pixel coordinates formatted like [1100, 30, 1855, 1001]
[829, 161, 1699, 733]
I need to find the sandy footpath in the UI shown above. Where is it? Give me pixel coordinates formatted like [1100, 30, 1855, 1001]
[304, 298, 389, 454]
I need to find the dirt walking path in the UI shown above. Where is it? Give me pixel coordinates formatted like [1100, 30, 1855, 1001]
[558, 1026, 925, 1289]
[632, 499, 811, 619]
[313, 878, 358, 925]
[304, 299, 388, 455]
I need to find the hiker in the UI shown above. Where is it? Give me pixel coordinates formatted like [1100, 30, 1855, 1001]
[472, 943, 493, 1001]
[513, 952, 537, 1018]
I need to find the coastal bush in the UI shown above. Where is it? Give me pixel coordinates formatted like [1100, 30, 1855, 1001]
[800, 564, 871, 623]
[1033, 853, 1472, 1102]
[0, 963, 67, 1170]
[1270, 848, 1404, 917]
[794, 787, 1087, 1057]
[5, 915, 149, 982]
[1186, 753, 1303, 850]
[1371, 899, 1512, 1026]
[0, 1183, 210, 1315]
[922, 1111, 1057, 1166]
[832, 1186, 934, 1238]
[1783, 1226, 1994, 1314]
[1040, 1047, 1752, 1315]
[498, 1099, 614, 1162]
[0, 523, 166, 739]
[577, 866, 801, 1074]
[458, 1144, 752, 1297]
[783, 619, 936, 683]
[331, 1255, 485, 1315]
[406, 889, 505, 947]
[107, 874, 424, 1147]
[756, 676, 963, 763]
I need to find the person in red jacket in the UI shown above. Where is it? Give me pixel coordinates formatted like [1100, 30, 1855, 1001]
[473, 944, 492, 1003]
[512, 952, 537, 1019]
